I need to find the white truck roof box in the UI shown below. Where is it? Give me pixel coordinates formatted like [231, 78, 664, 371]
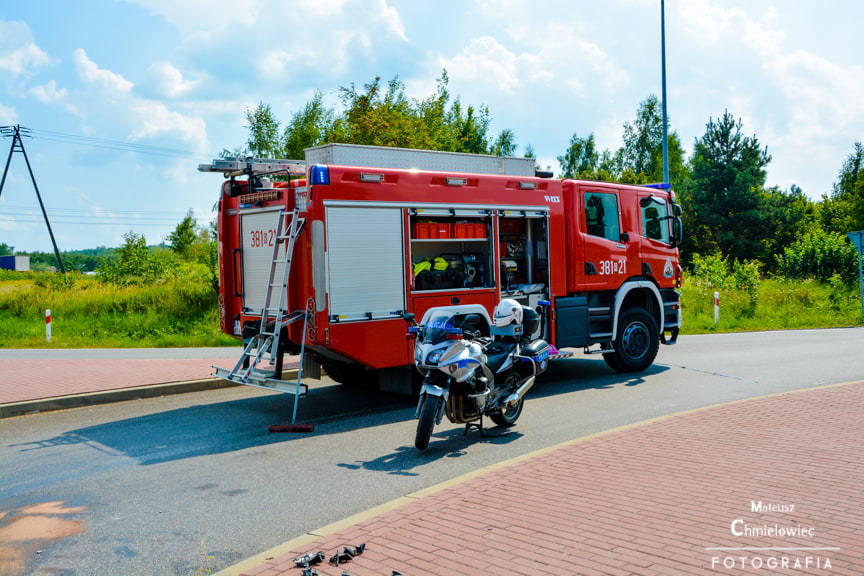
[304, 143, 536, 177]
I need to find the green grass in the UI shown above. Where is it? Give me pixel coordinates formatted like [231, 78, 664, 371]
[0, 271, 237, 348]
[680, 276, 863, 333]
[0, 270, 861, 348]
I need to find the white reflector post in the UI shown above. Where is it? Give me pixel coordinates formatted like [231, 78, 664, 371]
[45, 308, 52, 343]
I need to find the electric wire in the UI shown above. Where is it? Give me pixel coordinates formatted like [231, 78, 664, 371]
[18, 127, 220, 161]
[1, 126, 220, 238]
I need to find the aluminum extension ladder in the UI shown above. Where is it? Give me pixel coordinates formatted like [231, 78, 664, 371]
[213, 208, 308, 422]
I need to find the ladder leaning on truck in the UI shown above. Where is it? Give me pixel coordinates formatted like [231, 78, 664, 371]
[199, 143, 682, 418]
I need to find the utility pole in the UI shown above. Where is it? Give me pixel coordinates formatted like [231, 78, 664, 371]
[660, 0, 670, 185]
[0, 125, 66, 273]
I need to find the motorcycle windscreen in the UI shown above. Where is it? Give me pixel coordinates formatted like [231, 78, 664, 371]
[421, 311, 457, 343]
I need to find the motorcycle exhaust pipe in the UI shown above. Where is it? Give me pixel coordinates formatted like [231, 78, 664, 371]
[505, 376, 535, 407]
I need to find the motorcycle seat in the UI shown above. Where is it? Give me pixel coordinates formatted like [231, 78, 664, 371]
[483, 341, 517, 373]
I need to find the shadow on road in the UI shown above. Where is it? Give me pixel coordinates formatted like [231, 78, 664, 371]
[337, 426, 524, 476]
[11, 356, 667, 466]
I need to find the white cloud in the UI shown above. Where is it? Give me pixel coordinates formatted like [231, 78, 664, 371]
[444, 37, 529, 96]
[30, 79, 67, 102]
[65, 50, 212, 157]
[128, 0, 408, 83]
[671, 0, 864, 194]
[73, 48, 133, 93]
[146, 61, 199, 98]
[0, 102, 16, 124]
[130, 100, 209, 153]
[0, 21, 54, 80]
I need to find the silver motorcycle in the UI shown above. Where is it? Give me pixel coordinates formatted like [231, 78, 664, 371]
[404, 301, 552, 451]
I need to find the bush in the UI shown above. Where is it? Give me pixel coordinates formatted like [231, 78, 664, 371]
[777, 229, 859, 284]
[99, 231, 180, 285]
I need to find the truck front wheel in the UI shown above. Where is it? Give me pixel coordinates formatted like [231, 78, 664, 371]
[603, 307, 659, 373]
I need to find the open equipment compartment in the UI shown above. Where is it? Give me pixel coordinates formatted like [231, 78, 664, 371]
[498, 210, 550, 308]
[409, 208, 494, 292]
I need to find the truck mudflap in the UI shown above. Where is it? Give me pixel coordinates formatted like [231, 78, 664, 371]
[661, 327, 679, 345]
[660, 288, 681, 345]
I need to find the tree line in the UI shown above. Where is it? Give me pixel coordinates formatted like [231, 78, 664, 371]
[235, 71, 863, 286]
[8, 71, 860, 287]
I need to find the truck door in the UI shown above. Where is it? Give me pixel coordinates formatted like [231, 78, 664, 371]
[239, 209, 285, 314]
[581, 190, 631, 291]
[638, 192, 676, 282]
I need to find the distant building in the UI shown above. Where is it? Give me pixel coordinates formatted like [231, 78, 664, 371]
[0, 255, 30, 271]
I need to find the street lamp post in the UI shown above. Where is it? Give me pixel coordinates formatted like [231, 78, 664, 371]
[661, 0, 670, 185]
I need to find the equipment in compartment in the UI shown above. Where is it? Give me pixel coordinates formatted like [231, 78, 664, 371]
[413, 252, 488, 291]
[461, 253, 487, 288]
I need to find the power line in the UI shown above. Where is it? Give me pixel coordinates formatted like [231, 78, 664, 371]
[25, 127, 219, 160]
[0, 203, 199, 220]
[0, 216, 188, 227]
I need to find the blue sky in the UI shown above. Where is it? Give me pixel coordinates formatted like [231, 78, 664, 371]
[1, 0, 862, 252]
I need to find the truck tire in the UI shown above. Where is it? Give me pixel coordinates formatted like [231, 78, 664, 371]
[603, 307, 659, 373]
[415, 395, 441, 451]
[322, 360, 374, 387]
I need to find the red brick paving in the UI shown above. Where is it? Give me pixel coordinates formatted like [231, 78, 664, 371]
[0, 357, 235, 404]
[241, 382, 864, 576]
[0, 354, 298, 404]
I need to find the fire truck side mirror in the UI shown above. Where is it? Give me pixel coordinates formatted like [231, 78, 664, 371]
[671, 216, 683, 247]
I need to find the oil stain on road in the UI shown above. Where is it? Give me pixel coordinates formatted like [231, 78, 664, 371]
[0, 501, 86, 576]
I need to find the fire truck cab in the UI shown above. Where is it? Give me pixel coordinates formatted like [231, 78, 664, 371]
[202, 144, 681, 398]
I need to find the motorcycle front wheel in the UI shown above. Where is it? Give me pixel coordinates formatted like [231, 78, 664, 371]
[489, 396, 524, 427]
[415, 395, 442, 451]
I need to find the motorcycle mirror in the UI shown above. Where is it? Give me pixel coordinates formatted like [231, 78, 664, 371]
[403, 312, 415, 323]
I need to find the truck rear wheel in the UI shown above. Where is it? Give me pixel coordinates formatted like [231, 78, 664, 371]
[322, 360, 375, 387]
[603, 307, 659, 373]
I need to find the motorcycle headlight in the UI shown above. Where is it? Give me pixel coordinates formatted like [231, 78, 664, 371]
[427, 350, 443, 365]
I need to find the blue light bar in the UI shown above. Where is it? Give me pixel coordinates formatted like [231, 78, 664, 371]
[310, 165, 330, 186]
[643, 182, 671, 190]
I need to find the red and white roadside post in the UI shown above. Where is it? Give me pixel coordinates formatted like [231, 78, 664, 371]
[45, 309, 51, 343]
[713, 292, 720, 325]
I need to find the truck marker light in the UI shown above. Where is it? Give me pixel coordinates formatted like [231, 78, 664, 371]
[446, 177, 467, 186]
[359, 172, 384, 183]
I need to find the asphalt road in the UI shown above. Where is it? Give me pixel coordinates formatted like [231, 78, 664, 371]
[2, 328, 863, 576]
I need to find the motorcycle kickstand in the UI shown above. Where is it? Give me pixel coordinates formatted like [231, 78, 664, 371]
[464, 415, 486, 437]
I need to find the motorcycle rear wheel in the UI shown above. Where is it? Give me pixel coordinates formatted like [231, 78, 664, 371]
[415, 395, 441, 451]
[489, 396, 524, 427]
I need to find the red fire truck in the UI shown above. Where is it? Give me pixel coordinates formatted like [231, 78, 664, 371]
[201, 143, 681, 402]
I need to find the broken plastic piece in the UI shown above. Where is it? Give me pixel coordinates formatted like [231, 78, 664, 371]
[293, 551, 325, 568]
[329, 543, 366, 565]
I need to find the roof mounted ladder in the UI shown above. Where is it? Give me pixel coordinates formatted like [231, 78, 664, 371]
[198, 157, 306, 178]
[213, 208, 308, 422]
